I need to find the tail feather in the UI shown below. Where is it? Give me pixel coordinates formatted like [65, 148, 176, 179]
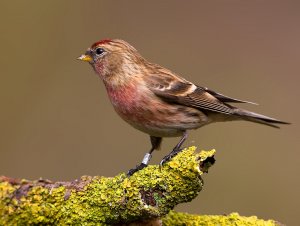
[234, 109, 290, 128]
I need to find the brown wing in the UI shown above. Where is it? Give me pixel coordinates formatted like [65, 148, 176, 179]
[203, 87, 258, 105]
[179, 87, 235, 114]
[145, 72, 235, 115]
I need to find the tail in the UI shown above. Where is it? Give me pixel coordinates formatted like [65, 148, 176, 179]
[234, 109, 290, 128]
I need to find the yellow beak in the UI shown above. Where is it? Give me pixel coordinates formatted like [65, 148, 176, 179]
[77, 54, 93, 62]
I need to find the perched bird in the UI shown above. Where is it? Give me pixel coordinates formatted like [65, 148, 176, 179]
[78, 39, 289, 175]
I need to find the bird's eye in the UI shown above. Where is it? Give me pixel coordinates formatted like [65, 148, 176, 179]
[95, 48, 105, 55]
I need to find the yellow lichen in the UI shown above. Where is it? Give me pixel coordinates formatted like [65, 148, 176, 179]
[162, 211, 278, 226]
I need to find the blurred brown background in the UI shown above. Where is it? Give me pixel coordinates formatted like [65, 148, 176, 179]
[1, 1, 299, 225]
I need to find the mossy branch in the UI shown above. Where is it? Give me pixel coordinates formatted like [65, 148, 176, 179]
[0, 147, 215, 225]
[163, 211, 283, 226]
[0, 147, 282, 225]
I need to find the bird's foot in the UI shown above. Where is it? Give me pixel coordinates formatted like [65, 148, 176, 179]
[160, 147, 184, 166]
[127, 152, 153, 176]
[127, 163, 147, 176]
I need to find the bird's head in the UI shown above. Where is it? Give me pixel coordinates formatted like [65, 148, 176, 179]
[78, 39, 145, 86]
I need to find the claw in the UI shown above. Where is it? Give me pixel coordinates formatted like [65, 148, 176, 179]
[127, 163, 147, 176]
[160, 148, 183, 166]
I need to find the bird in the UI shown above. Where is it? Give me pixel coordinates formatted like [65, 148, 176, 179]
[78, 39, 289, 175]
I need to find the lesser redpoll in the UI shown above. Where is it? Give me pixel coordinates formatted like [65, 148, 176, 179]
[78, 39, 289, 175]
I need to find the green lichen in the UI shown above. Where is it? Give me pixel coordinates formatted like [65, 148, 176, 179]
[162, 211, 279, 226]
[0, 147, 213, 225]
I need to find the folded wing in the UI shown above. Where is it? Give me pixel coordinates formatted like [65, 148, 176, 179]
[145, 73, 236, 115]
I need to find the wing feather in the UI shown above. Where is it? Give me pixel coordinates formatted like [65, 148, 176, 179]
[180, 88, 234, 114]
[203, 87, 258, 105]
[145, 72, 235, 115]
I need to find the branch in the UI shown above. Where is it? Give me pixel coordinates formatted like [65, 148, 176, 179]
[0, 147, 215, 225]
[163, 211, 283, 226]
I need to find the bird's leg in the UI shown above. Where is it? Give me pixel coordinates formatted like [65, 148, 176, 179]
[160, 131, 188, 166]
[127, 136, 162, 176]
